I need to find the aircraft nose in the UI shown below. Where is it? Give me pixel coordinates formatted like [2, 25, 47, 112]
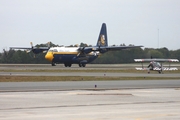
[45, 52, 54, 62]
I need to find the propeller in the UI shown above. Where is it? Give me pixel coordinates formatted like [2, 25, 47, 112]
[25, 49, 31, 53]
[30, 42, 33, 48]
[3, 49, 8, 57]
[47, 42, 50, 49]
[77, 47, 86, 56]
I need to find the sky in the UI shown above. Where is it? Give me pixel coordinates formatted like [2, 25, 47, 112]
[0, 0, 180, 52]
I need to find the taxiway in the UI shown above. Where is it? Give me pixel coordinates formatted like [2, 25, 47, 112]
[0, 64, 180, 120]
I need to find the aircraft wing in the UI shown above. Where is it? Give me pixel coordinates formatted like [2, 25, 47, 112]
[135, 67, 178, 71]
[96, 45, 143, 51]
[10, 47, 32, 50]
[10, 47, 50, 54]
[134, 59, 179, 62]
[10, 46, 49, 50]
[10, 42, 50, 54]
[135, 67, 150, 70]
[96, 46, 143, 51]
[82, 45, 143, 54]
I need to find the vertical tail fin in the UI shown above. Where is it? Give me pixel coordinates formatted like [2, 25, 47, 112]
[96, 23, 108, 47]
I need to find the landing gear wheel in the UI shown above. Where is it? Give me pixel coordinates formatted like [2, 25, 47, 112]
[79, 64, 86, 67]
[79, 64, 82, 67]
[64, 64, 67, 67]
[51, 62, 56, 66]
[82, 64, 86, 67]
[64, 63, 72, 67]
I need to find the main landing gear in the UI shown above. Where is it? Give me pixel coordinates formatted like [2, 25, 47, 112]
[64, 63, 72, 67]
[79, 63, 86, 67]
[158, 70, 163, 74]
[51, 62, 86, 67]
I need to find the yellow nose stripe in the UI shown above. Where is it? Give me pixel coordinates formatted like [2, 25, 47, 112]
[45, 52, 54, 62]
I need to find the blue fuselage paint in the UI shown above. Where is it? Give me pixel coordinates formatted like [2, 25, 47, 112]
[52, 54, 98, 64]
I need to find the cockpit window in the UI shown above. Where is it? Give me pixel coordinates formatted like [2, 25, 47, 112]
[157, 62, 161, 67]
[48, 49, 58, 52]
[153, 62, 161, 67]
[53, 49, 58, 52]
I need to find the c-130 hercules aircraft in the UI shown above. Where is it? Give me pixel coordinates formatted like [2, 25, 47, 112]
[45, 23, 143, 67]
[10, 23, 143, 67]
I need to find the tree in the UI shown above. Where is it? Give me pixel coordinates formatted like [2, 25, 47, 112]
[0, 42, 179, 64]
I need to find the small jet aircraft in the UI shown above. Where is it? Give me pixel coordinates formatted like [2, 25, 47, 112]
[45, 23, 143, 67]
[134, 58, 179, 73]
[10, 42, 50, 54]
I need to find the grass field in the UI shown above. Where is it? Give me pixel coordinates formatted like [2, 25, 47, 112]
[1, 76, 180, 82]
[1, 68, 180, 73]
[0, 64, 180, 82]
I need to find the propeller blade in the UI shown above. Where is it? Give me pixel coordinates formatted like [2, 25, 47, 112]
[77, 47, 86, 56]
[30, 42, 33, 48]
[26, 50, 31, 53]
[47, 42, 50, 48]
[43, 51, 48, 53]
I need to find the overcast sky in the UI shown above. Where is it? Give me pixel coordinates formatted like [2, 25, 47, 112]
[0, 0, 180, 51]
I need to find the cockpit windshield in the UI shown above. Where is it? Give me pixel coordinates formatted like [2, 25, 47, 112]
[48, 49, 58, 52]
[153, 62, 161, 67]
[53, 49, 58, 52]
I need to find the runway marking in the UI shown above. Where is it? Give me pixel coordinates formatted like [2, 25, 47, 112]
[1, 101, 179, 111]
[77, 93, 132, 96]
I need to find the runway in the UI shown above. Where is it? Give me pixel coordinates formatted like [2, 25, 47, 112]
[0, 80, 180, 92]
[0, 88, 180, 120]
[0, 64, 180, 119]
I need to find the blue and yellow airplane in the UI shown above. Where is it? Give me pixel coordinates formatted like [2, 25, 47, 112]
[10, 23, 143, 67]
[45, 23, 143, 67]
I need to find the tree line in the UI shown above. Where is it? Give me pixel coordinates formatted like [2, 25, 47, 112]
[0, 42, 179, 64]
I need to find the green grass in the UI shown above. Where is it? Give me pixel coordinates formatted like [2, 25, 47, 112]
[1, 69, 180, 73]
[1, 76, 180, 82]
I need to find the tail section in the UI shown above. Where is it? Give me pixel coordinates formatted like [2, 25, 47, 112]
[96, 23, 108, 47]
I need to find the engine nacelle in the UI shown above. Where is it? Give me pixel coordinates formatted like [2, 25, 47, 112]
[72, 56, 89, 63]
[80, 60, 88, 64]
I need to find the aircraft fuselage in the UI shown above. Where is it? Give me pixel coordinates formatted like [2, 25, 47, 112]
[45, 46, 99, 67]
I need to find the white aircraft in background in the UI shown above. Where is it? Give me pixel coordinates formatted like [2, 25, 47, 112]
[134, 58, 179, 73]
[45, 23, 143, 67]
